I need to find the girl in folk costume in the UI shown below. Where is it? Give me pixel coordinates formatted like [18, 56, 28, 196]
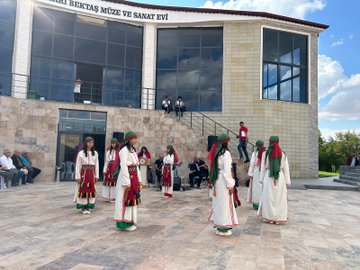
[161, 145, 179, 198]
[114, 131, 142, 231]
[208, 133, 239, 236]
[257, 136, 291, 224]
[75, 137, 99, 214]
[247, 140, 266, 210]
[102, 138, 120, 202]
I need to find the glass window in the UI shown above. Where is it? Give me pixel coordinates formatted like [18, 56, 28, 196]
[125, 46, 142, 69]
[75, 38, 106, 64]
[0, 47, 13, 73]
[178, 48, 200, 69]
[53, 34, 73, 60]
[157, 48, 177, 69]
[201, 48, 222, 68]
[262, 28, 308, 103]
[32, 31, 53, 57]
[156, 27, 223, 111]
[107, 43, 125, 67]
[30, 7, 143, 108]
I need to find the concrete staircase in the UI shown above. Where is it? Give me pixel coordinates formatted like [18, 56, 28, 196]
[168, 113, 252, 183]
[335, 166, 360, 190]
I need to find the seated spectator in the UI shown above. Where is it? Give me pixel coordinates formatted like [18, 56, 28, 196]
[188, 156, 209, 189]
[162, 96, 172, 113]
[0, 165, 13, 189]
[0, 149, 25, 186]
[175, 96, 186, 117]
[12, 150, 41, 183]
[138, 146, 151, 159]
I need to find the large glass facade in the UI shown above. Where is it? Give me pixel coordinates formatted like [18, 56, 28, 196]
[0, 0, 16, 96]
[156, 28, 223, 111]
[29, 7, 143, 107]
[262, 28, 308, 103]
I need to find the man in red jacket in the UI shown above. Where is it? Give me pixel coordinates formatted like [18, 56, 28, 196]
[236, 121, 250, 163]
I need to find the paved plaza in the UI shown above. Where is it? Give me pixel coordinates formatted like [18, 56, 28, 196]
[0, 182, 360, 270]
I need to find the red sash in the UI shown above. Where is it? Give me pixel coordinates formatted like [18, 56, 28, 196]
[124, 165, 141, 207]
[78, 165, 96, 198]
[103, 159, 119, 186]
[162, 164, 172, 187]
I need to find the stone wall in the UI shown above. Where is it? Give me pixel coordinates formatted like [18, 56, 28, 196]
[0, 96, 208, 182]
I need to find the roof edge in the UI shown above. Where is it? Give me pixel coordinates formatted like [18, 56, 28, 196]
[102, 0, 329, 30]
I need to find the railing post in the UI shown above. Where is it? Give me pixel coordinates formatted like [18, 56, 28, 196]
[190, 112, 192, 128]
[214, 122, 217, 134]
[202, 115, 204, 136]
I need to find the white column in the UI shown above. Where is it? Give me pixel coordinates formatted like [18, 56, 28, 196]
[141, 23, 157, 110]
[11, 0, 33, 99]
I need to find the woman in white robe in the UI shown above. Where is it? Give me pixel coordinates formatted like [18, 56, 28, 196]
[102, 138, 120, 202]
[247, 140, 266, 210]
[74, 137, 99, 214]
[114, 131, 142, 231]
[208, 133, 239, 236]
[257, 136, 291, 224]
[161, 145, 178, 198]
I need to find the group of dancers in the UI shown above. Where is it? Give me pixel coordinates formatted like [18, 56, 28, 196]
[74, 131, 291, 235]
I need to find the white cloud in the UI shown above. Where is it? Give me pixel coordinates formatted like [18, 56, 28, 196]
[331, 38, 344, 47]
[201, 0, 326, 19]
[318, 54, 344, 99]
[318, 55, 360, 120]
[349, 34, 354, 40]
[320, 128, 360, 141]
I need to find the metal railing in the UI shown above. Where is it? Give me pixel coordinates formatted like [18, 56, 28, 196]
[3, 72, 256, 156]
[178, 111, 255, 157]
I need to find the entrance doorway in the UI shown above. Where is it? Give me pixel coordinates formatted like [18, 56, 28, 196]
[57, 109, 107, 181]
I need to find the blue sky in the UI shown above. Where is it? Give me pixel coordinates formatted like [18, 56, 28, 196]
[132, 0, 359, 139]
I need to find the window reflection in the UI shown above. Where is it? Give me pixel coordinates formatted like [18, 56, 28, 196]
[262, 28, 308, 103]
[29, 7, 143, 108]
[156, 27, 223, 111]
[0, 0, 16, 96]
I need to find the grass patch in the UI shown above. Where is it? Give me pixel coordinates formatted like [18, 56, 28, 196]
[319, 171, 339, 178]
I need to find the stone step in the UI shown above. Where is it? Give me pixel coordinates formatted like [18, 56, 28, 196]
[334, 179, 360, 189]
[339, 175, 360, 182]
[344, 173, 360, 178]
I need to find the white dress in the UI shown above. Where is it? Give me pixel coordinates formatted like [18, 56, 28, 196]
[102, 149, 117, 200]
[114, 147, 142, 224]
[209, 150, 239, 228]
[257, 151, 291, 223]
[161, 154, 174, 196]
[74, 150, 99, 206]
[247, 151, 263, 205]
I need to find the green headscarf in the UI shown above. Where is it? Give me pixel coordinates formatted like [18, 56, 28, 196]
[208, 133, 231, 186]
[266, 136, 282, 180]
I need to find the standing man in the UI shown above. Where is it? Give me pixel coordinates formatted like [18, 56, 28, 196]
[236, 121, 250, 163]
[154, 154, 164, 191]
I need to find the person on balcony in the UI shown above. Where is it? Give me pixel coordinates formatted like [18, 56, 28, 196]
[175, 96, 186, 117]
[114, 131, 142, 232]
[75, 137, 99, 214]
[236, 121, 250, 163]
[257, 136, 291, 224]
[102, 138, 120, 202]
[247, 140, 266, 210]
[162, 96, 172, 113]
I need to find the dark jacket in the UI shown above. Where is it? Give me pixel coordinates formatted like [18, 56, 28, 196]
[11, 155, 25, 170]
